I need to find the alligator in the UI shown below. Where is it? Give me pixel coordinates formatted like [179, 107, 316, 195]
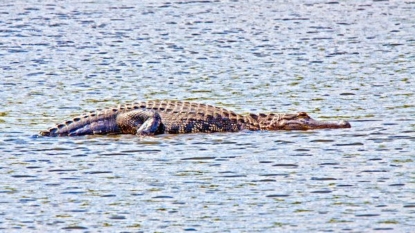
[39, 100, 351, 137]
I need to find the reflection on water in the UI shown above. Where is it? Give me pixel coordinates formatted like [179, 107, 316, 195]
[1, 0, 415, 232]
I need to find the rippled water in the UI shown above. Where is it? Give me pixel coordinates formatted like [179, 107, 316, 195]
[1, 0, 415, 232]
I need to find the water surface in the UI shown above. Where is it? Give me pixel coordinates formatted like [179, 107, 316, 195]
[1, 0, 415, 232]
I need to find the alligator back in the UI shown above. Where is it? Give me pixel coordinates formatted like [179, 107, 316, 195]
[142, 100, 258, 133]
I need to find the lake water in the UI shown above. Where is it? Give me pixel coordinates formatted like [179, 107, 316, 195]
[1, 0, 415, 232]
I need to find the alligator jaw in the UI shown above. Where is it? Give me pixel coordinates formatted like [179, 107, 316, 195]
[304, 119, 351, 130]
[277, 113, 351, 130]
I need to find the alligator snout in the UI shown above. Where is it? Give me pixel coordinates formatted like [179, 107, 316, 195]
[338, 120, 351, 128]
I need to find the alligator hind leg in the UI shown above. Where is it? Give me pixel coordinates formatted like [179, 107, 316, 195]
[116, 109, 163, 136]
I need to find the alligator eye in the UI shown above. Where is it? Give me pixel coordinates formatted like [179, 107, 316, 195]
[298, 112, 308, 117]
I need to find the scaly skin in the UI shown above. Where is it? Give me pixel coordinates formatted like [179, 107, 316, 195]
[39, 100, 351, 136]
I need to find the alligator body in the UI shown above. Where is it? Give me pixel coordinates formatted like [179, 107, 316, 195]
[39, 100, 351, 137]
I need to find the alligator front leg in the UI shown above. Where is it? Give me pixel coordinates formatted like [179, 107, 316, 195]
[116, 109, 163, 136]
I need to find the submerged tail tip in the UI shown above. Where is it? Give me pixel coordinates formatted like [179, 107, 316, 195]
[39, 127, 59, 137]
[39, 130, 51, 136]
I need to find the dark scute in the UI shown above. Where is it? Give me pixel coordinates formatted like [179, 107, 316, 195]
[250, 113, 258, 120]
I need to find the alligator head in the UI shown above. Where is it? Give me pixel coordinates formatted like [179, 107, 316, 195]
[267, 112, 351, 130]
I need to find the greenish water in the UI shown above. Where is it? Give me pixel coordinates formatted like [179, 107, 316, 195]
[1, 0, 414, 232]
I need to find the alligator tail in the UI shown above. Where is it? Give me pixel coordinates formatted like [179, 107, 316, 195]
[39, 109, 120, 137]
